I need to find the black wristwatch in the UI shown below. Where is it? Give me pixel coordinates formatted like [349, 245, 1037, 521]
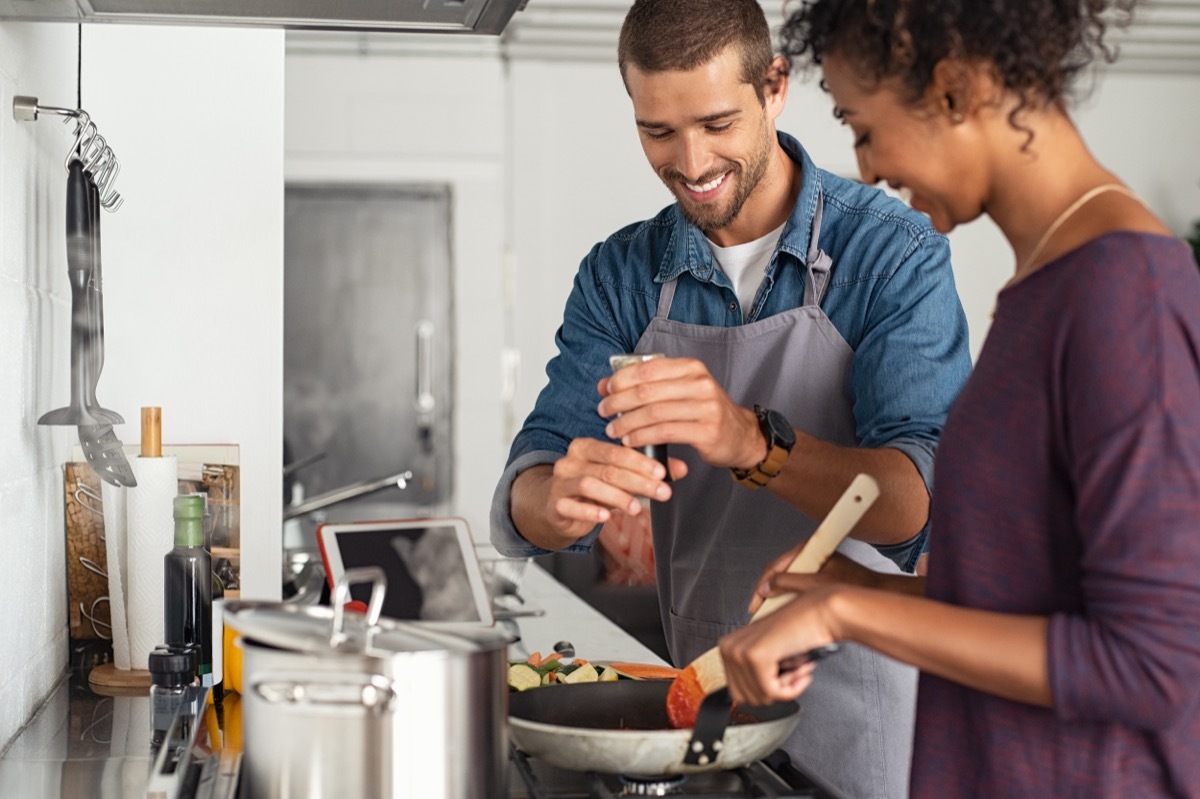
[731, 405, 796, 488]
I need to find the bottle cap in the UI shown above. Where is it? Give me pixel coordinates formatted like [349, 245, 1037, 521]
[173, 494, 206, 547]
[148, 646, 198, 688]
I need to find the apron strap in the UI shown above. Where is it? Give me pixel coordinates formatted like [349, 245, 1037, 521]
[655, 274, 679, 319]
[803, 192, 833, 308]
[660, 190, 833, 316]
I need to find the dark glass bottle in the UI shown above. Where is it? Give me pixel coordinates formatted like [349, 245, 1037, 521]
[164, 494, 213, 686]
[148, 646, 198, 754]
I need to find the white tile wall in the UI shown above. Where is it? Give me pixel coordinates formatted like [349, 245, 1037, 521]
[0, 21, 79, 754]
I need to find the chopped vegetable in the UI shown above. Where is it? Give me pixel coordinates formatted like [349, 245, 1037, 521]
[536, 656, 562, 675]
[508, 651, 667, 690]
[561, 663, 599, 684]
[508, 663, 542, 692]
[606, 662, 681, 680]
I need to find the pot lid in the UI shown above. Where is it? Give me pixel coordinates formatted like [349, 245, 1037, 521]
[224, 566, 509, 657]
[226, 600, 509, 657]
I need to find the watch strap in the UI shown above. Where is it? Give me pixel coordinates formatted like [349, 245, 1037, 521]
[731, 406, 793, 489]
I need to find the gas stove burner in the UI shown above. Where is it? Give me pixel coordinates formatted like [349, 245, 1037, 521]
[618, 773, 688, 796]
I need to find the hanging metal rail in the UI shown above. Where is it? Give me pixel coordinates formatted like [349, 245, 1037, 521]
[13, 95, 124, 211]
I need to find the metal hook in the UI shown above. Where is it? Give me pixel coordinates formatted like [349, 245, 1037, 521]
[80, 133, 107, 173]
[82, 137, 110, 174]
[96, 158, 123, 210]
[79, 555, 108, 580]
[82, 142, 124, 211]
[14, 97, 125, 210]
[66, 113, 97, 169]
[73, 483, 105, 517]
[80, 596, 112, 640]
[89, 149, 113, 192]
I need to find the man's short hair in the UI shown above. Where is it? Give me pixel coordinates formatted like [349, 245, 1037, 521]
[618, 0, 775, 103]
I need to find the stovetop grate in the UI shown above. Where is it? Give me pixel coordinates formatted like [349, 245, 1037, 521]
[509, 746, 837, 798]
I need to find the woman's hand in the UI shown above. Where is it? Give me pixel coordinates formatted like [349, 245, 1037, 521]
[748, 551, 892, 614]
[720, 586, 841, 707]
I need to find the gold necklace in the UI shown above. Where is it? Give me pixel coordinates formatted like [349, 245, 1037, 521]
[1004, 183, 1142, 291]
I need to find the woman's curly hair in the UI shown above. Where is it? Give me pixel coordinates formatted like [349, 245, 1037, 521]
[779, 0, 1137, 134]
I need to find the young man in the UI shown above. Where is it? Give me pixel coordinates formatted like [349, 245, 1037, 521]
[491, 1, 971, 795]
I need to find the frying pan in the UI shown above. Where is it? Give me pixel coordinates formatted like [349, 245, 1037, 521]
[508, 680, 799, 777]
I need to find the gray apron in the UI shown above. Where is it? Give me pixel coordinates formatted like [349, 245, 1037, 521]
[634, 196, 917, 798]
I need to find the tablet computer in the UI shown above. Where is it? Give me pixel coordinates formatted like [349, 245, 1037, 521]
[317, 517, 494, 626]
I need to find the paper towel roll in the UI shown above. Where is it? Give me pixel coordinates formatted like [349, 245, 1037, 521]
[101, 482, 131, 670]
[126, 455, 178, 670]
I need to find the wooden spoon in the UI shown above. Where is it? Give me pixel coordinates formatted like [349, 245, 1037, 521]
[666, 472, 881, 729]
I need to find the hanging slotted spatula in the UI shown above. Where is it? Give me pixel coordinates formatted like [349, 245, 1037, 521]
[667, 472, 881, 736]
[77, 166, 135, 486]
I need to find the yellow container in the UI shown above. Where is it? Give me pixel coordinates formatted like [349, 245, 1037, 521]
[223, 619, 243, 695]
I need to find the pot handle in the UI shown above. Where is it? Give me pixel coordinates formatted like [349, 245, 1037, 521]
[330, 566, 387, 646]
[254, 676, 395, 713]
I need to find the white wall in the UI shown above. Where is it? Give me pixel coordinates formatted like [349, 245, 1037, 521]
[83, 25, 285, 601]
[285, 52, 508, 540]
[507, 58, 1200, 377]
[0, 21, 283, 752]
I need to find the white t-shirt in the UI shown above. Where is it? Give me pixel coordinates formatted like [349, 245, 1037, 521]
[707, 221, 787, 319]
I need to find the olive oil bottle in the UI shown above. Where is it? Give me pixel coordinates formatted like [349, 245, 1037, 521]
[164, 493, 213, 685]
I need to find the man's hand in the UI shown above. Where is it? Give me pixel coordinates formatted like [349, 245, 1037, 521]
[511, 438, 687, 551]
[598, 356, 766, 471]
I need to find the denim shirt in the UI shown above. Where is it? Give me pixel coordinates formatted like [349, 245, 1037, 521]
[491, 132, 972, 567]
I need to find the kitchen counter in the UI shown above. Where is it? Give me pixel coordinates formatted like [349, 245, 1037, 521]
[498, 559, 667, 666]
[0, 561, 665, 799]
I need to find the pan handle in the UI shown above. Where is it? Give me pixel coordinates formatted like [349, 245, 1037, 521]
[330, 566, 387, 646]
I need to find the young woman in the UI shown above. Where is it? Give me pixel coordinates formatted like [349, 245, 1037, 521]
[717, 0, 1200, 795]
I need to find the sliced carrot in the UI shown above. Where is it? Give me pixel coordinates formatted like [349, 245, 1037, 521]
[666, 668, 704, 728]
[527, 651, 543, 667]
[607, 662, 681, 680]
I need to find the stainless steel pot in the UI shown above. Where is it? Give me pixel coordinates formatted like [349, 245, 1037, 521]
[226, 567, 510, 798]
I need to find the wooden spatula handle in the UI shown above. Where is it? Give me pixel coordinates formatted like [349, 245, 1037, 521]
[752, 473, 880, 619]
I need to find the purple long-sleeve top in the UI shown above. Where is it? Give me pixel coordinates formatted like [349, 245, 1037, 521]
[911, 232, 1200, 798]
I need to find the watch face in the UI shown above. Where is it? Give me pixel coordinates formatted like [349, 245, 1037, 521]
[765, 409, 797, 448]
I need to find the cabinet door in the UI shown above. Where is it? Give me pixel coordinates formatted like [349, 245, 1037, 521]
[284, 184, 454, 522]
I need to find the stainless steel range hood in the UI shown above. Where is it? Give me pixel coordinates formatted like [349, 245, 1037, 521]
[0, 0, 529, 34]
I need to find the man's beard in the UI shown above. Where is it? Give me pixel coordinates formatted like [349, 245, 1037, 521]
[664, 136, 771, 233]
